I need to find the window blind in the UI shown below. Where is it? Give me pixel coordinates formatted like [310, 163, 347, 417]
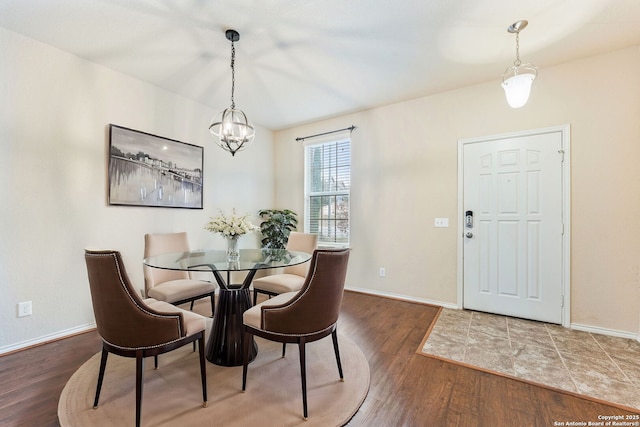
[304, 135, 351, 246]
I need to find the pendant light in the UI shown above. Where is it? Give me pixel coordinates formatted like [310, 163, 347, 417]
[209, 29, 255, 156]
[501, 20, 537, 108]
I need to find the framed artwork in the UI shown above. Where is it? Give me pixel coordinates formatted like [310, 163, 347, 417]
[108, 124, 203, 209]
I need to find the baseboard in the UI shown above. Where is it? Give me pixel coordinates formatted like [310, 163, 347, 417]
[570, 322, 638, 340]
[345, 286, 459, 309]
[344, 288, 640, 341]
[3, 304, 636, 354]
[0, 322, 96, 356]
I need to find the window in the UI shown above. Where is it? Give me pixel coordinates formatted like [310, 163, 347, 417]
[304, 137, 351, 247]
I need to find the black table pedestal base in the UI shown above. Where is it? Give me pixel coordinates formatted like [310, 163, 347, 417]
[206, 287, 257, 366]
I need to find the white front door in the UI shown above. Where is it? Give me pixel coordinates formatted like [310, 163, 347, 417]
[461, 129, 566, 324]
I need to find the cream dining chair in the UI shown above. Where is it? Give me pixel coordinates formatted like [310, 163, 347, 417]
[144, 232, 216, 316]
[251, 231, 318, 305]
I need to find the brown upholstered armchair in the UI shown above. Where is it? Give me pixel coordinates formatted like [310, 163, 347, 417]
[242, 248, 350, 420]
[85, 249, 207, 427]
[144, 232, 216, 316]
[251, 231, 318, 305]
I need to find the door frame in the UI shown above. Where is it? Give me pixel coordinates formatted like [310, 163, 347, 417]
[456, 125, 571, 327]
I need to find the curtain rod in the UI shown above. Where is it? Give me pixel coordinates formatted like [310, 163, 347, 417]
[295, 125, 356, 142]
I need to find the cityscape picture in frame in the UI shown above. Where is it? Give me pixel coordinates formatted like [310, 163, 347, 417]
[108, 124, 203, 209]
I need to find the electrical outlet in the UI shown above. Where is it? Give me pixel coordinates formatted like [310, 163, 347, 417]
[379, 267, 386, 277]
[18, 301, 32, 317]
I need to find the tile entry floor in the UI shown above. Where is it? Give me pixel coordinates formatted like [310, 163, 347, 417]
[421, 308, 640, 410]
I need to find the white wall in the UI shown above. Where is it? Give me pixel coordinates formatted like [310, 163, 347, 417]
[2, 26, 638, 351]
[275, 46, 640, 336]
[0, 27, 274, 352]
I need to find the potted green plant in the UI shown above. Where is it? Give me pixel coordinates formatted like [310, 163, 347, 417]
[258, 209, 298, 249]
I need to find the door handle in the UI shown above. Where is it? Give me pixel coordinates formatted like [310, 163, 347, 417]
[466, 232, 473, 238]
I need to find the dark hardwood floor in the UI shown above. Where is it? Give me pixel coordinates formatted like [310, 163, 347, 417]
[1, 291, 637, 426]
[0, 328, 102, 427]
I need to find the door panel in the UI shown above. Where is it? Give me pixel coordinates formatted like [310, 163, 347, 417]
[463, 131, 563, 323]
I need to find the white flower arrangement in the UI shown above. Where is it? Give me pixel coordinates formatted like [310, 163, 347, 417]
[204, 209, 258, 238]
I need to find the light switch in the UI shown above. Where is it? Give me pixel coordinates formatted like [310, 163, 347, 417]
[434, 218, 449, 228]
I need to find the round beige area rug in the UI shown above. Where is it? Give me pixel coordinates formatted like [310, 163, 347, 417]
[58, 334, 369, 427]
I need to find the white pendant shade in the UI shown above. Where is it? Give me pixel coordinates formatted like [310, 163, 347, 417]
[501, 72, 535, 108]
[501, 20, 537, 109]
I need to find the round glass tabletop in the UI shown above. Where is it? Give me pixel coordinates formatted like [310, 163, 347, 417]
[143, 248, 311, 272]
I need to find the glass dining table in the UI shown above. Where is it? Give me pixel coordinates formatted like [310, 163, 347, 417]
[143, 248, 311, 366]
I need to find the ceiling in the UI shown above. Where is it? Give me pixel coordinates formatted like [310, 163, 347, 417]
[1, 0, 640, 131]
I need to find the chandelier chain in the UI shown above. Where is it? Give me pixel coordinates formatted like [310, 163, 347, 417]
[514, 32, 521, 66]
[230, 41, 236, 109]
[209, 29, 254, 156]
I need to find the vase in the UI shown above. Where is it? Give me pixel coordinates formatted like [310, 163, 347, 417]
[226, 236, 240, 262]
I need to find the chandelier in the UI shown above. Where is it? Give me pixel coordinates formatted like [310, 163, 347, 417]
[501, 20, 537, 108]
[209, 29, 255, 156]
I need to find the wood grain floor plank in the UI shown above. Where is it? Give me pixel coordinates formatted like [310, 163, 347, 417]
[1, 290, 637, 426]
